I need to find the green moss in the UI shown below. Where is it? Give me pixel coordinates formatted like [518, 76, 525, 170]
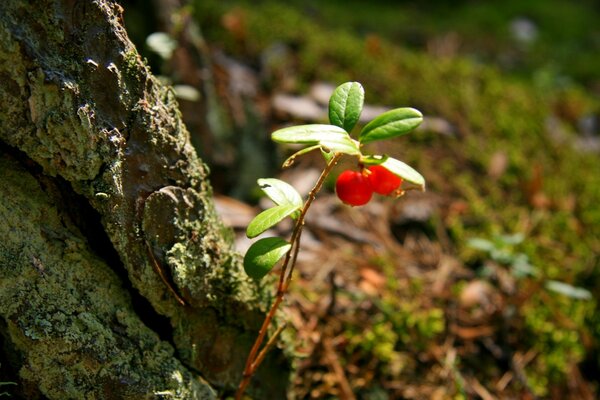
[522, 294, 592, 396]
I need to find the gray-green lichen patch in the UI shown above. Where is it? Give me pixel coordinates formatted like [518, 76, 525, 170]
[23, 69, 112, 181]
[142, 186, 261, 312]
[141, 185, 270, 389]
[0, 155, 215, 399]
[0, 4, 119, 184]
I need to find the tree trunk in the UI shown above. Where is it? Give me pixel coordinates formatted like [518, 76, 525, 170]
[0, 1, 287, 398]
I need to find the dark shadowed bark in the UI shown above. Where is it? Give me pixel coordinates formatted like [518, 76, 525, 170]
[0, 1, 288, 398]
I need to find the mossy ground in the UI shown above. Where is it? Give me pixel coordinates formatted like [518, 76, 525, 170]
[129, 0, 600, 397]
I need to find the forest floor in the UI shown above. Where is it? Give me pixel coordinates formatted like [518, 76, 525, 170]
[125, 1, 600, 398]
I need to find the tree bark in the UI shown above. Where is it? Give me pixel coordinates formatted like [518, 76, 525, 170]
[0, 1, 287, 398]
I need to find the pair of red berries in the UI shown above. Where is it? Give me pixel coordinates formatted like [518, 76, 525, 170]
[335, 165, 402, 206]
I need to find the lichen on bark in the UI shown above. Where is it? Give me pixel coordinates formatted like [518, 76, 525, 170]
[0, 0, 288, 398]
[0, 153, 215, 399]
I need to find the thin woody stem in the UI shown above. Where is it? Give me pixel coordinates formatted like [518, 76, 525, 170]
[235, 153, 342, 400]
[251, 322, 287, 372]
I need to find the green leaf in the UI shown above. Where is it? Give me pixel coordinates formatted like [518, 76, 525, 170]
[511, 254, 538, 278]
[329, 82, 364, 132]
[359, 108, 423, 144]
[545, 280, 592, 300]
[498, 233, 525, 246]
[321, 147, 334, 163]
[272, 124, 347, 144]
[320, 136, 361, 156]
[246, 204, 299, 238]
[359, 154, 389, 166]
[146, 32, 177, 60]
[380, 157, 426, 188]
[467, 238, 496, 253]
[272, 124, 360, 156]
[258, 178, 303, 209]
[244, 237, 291, 280]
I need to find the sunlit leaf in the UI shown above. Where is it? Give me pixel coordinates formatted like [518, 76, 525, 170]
[146, 32, 177, 60]
[271, 124, 360, 156]
[329, 81, 364, 132]
[380, 157, 425, 188]
[467, 238, 496, 252]
[258, 178, 303, 209]
[172, 85, 201, 101]
[545, 280, 592, 300]
[359, 108, 423, 144]
[246, 204, 299, 238]
[498, 233, 525, 245]
[511, 254, 538, 278]
[319, 135, 361, 156]
[244, 237, 291, 280]
[272, 124, 348, 144]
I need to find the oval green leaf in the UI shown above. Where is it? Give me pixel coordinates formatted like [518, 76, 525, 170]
[244, 237, 291, 280]
[272, 124, 348, 144]
[545, 280, 592, 300]
[246, 204, 299, 238]
[359, 108, 423, 144]
[380, 157, 426, 189]
[258, 178, 303, 209]
[329, 81, 364, 132]
[272, 124, 360, 156]
[319, 136, 361, 156]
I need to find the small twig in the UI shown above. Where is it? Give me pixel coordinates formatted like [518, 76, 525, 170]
[325, 270, 337, 316]
[322, 336, 356, 400]
[235, 154, 342, 399]
[499, 309, 539, 399]
[465, 376, 497, 400]
[509, 352, 538, 400]
[145, 240, 187, 306]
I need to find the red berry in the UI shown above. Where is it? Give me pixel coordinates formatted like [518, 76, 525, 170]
[367, 165, 402, 195]
[335, 170, 373, 206]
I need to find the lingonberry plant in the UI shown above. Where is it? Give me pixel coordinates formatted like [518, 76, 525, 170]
[235, 82, 425, 398]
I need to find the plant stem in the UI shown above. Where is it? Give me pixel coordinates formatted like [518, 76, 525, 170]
[235, 153, 342, 399]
